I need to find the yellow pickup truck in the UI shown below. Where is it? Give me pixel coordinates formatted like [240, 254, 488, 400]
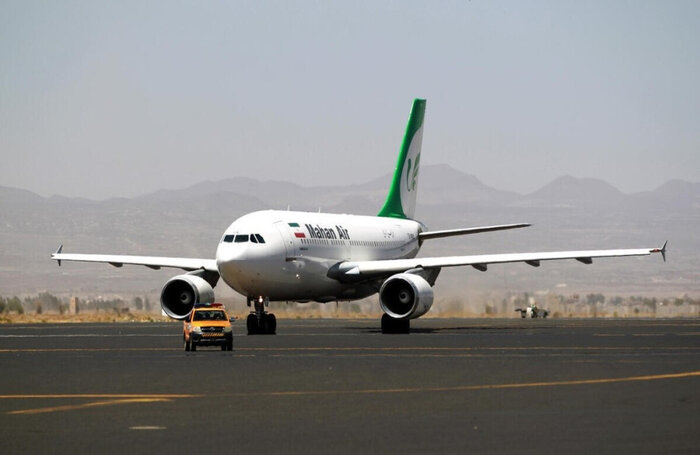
[183, 303, 234, 351]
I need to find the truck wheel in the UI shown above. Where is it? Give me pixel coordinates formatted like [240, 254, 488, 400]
[184, 340, 191, 351]
[191, 342, 197, 352]
[226, 339, 233, 351]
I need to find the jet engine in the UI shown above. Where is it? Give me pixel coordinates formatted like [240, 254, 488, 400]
[379, 273, 434, 319]
[160, 274, 215, 320]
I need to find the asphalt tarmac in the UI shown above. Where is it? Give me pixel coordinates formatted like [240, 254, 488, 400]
[1, 318, 699, 454]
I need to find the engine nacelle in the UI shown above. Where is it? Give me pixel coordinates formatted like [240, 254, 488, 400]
[160, 274, 215, 320]
[379, 273, 434, 319]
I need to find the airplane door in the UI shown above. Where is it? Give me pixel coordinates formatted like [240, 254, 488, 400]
[274, 221, 298, 259]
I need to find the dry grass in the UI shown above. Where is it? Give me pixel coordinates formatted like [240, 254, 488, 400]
[0, 312, 174, 324]
[0, 306, 691, 324]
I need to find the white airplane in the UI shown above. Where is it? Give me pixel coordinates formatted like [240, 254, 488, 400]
[52, 99, 666, 334]
[515, 303, 549, 319]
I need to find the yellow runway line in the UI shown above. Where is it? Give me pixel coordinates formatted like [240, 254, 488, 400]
[242, 346, 700, 352]
[0, 348, 175, 353]
[4, 371, 699, 413]
[1, 346, 699, 353]
[253, 370, 700, 397]
[8, 398, 171, 415]
[0, 394, 201, 399]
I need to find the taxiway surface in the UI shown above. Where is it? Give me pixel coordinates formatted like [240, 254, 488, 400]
[1, 318, 699, 454]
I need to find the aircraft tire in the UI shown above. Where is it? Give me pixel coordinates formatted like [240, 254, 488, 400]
[265, 313, 277, 335]
[246, 314, 258, 335]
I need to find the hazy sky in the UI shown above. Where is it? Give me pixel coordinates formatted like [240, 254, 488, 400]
[2, 0, 698, 199]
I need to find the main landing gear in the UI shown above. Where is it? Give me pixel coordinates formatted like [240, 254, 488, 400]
[381, 314, 410, 334]
[246, 296, 276, 335]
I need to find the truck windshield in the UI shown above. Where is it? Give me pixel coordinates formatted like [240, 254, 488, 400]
[193, 310, 226, 321]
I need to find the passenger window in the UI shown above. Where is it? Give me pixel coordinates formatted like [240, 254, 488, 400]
[223, 235, 234, 243]
[234, 234, 249, 243]
[255, 234, 265, 243]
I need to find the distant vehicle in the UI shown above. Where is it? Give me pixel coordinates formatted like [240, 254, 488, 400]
[515, 303, 549, 319]
[183, 303, 234, 351]
[52, 99, 666, 335]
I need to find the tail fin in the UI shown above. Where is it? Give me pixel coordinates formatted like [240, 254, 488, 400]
[377, 98, 426, 220]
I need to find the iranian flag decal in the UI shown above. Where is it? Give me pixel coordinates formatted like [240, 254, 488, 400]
[289, 222, 306, 238]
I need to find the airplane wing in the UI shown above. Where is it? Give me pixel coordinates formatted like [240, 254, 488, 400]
[51, 245, 218, 272]
[329, 242, 667, 281]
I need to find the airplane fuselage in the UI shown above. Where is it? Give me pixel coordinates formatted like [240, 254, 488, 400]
[215, 210, 424, 302]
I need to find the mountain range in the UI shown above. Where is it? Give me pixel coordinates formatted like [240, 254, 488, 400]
[1, 165, 697, 301]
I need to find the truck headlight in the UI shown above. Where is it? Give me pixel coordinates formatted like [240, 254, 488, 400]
[223, 326, 232, 333]
[192, 326, 202, 334]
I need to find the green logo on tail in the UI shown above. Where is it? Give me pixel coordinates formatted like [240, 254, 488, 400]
[406, 153, 420, 193]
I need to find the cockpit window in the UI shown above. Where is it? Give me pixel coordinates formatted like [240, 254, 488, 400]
[223, 233, 264, 244]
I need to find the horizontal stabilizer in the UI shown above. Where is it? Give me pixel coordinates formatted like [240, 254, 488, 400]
[419, 223, 531, 241]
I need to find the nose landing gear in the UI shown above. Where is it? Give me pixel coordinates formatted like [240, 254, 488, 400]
[246, 296, 277, 335]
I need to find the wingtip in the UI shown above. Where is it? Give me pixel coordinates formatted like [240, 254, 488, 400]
[53, 244, 63, 266]
[661, 240, 667, 262]
[650, 241, 668, 262]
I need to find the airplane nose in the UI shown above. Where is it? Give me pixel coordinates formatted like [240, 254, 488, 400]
[216, 245, 247, 268]
[215, 245, 252, 292]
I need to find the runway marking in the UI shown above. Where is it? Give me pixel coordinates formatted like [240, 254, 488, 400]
[130, 426, 166, 431]
[0, 334, 173, 338]
[3, 394, 201, 415]
[4, 372, 699, 413]
[1, 346, 699, 354]
[0, 348, 175, 352]
[235, 370, 700, 397]
[1, 331, 696, 338]
[8, 398, 171, 415]
[0, 393, 200, 399]
[241, 346, 700, 351]
[260, 354, 672, 359]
